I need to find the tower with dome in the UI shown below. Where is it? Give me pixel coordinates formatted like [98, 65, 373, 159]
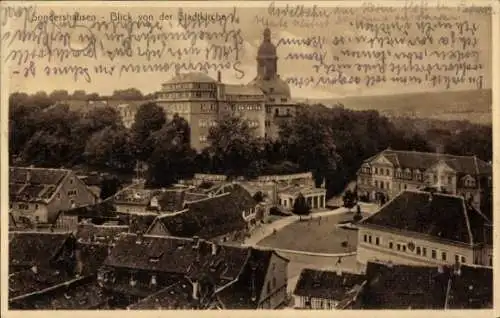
[250, 27, 297, 140]
[146, 27, 297, 152]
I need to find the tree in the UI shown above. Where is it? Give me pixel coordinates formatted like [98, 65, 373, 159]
[111, 88, 144, 100]
[84, 126, 134, 171]
[100, 175, 122, 200]
[253, 191, 265, 203]
[9, 104, 38, 160]
[145, 116, 196, 187]
[279, 108, 341, 186]
[343, 189, 357, 210]
[206, 115, 265, 178]
[21, 104, 80, 167]
[72, 90, 88, 100]
[49, 89, 70, 101]
[292, 193, 311, 216]
[71, 106, 123, 164]
[131, 102, 166, 160]
[353, 204, 363, 222]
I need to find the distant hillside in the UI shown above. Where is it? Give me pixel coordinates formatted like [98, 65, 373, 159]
[298, 89, 492, 125]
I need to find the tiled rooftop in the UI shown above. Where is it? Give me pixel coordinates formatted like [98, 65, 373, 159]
[103, 234, 250, 287]
[365, 149, 492, 176]
[9, 232, 75, 269]
[293, 269, 366, 301]
[9, 167, 71, 203]
[360, 191, 492, 245]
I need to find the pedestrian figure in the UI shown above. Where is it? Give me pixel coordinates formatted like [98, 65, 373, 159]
[336, 257, 342, 265]
[318, 216, 321, 225]
[273, 228, 277, 235]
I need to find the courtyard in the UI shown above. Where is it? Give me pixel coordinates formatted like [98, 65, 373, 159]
[257, 212, 369, 254]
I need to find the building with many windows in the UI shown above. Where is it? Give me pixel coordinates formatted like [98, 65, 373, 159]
[153, 28, 297, 151]
[356, 149, 492, 212]
[357, 190, 493, 268]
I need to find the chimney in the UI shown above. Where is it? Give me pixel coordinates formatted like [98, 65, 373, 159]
[192, 280, 199, 300]
[135, 231, 143, 244]
[211, 242, 217, 256]
[217, 71, 221, 82]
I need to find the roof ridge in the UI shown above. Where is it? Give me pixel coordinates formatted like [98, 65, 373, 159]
[156, 209, 189, 219]
[389, 149, 479, 160]
[460, 197, 474, 246]
[11, 166, 72, 172]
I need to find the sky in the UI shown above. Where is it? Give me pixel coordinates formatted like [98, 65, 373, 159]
[2, 3, 492, 99]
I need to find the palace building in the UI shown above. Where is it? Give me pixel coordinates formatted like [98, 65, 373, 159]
[356, 149, 492, 213]
[152, 28, 297, 151]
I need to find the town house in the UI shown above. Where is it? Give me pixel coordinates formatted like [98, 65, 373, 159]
[99, 233, 289, 309]
[9, 167, 98, 225]
[356, 149, 492, 212]
[357, 190, 493, 268]
[147, 184, 258, 243]
[293, 269, 366, 309]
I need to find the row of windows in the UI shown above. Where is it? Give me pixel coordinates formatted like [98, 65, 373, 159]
[162, 83, 215, 90]
[67, 189, 77, 197]
[303, 297, 339, 309]
[266, 106, 293, 114]
[363, 234, 467, 263]
[235, 104, 263, 111]
[268, 97, 288, 103]
[199, 120, 217, 128]
[199, 135, 208, 143]
[374, 180, 390, 190]
[227, 94, 264, 101]
[200, 104, 217, 112]
[247, 120, 260, 128]
[167, 104, 190, 113]
[159, 92, 217, 99]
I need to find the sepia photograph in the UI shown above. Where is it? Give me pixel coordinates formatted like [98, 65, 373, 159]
[2, 0, 496, 313]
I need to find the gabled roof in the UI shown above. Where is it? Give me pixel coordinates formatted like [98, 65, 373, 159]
[8, 268, 74, 299]
[154, 190, 250, 239]
[9, 232, 74, 268]
[78, 243, 110, 275]
[24, 280, 105, 310]
[293, 269, 366, 301]
[156, 190, 186, 212]
[103, 234, 250, 286]
[217, 248, 288, 309]
[363, 261, 493, 309]
[364, 149, 491, 175]
[9, 167, 70, 203]
[363, 262, 450, 309]
[360, 191, 491, 245]
[126, 280, 201, 309]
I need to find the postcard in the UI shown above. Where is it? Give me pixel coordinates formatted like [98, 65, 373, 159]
[1, 0, 497, 316]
